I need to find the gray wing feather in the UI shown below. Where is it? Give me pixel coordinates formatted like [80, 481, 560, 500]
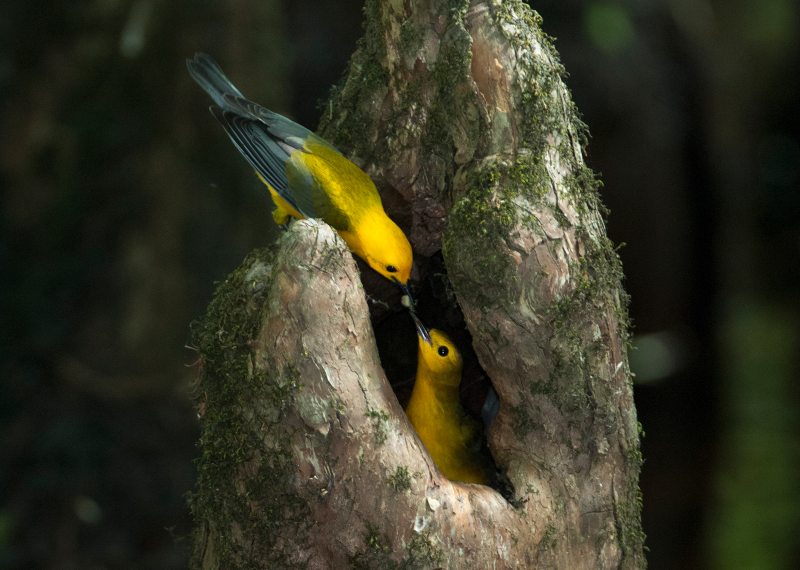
[188, 53, 339, 217]
[209, 107, 292, 197]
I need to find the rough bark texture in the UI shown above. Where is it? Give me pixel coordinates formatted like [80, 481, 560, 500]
[190, 1, 645, 568]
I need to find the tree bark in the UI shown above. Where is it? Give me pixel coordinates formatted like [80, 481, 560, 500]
[190, 1, 645, 568]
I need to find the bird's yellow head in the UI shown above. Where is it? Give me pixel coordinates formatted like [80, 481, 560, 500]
[412, 313, 463, 384]
[355, 213, 413, 286]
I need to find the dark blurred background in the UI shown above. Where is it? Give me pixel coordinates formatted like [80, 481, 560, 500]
[1, 0, 798, 568]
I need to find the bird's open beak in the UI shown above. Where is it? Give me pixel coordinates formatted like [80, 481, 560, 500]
[410, 310, 432, 345]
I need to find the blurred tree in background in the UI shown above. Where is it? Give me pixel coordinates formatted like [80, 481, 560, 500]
[1, 0, 798, 568]
[1, 0, 291, 566]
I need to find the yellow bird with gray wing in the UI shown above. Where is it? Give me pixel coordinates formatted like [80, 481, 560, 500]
[187, 53, 414, 292]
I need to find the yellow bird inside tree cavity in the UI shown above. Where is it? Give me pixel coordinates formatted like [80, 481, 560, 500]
[187, 53, 414, 290]
[405, 314, 494, 485]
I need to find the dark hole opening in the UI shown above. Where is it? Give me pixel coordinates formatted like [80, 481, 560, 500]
[363, 251, 516, 501]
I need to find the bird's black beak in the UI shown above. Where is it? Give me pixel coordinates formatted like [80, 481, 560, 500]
[410, 310, 432, 345]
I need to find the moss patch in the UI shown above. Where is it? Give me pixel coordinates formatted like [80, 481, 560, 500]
[388, 465, 413, 493]
[188, 248, 310, 568]
[492, 1, 609, 220]
[527, 231, 631, 434]
[423, 1, 477, 159]
[351, 525, 444, 570]
[321, 0, 483, 190]
[617, 488, 646, 559]
[402, 532, 445, 569]
[366, 407, 391, 444]
[319, 0, 390, 157]
[443, 167, 516, 308]
[511, 402, 542, 437]
[443, 152, 552, 309]
[539, 523, 559, 551]
[547, 232, 630, 400]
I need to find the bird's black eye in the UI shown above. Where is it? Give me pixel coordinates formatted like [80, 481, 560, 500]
[437, 346, 449, 357]
[386, 265, 398, 273]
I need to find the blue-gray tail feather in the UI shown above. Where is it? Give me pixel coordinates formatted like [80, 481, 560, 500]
[186, 52, 245, 108]
[481, 387, 500, 428]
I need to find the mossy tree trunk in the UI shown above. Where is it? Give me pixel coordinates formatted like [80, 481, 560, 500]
[190, 1, 645, 568]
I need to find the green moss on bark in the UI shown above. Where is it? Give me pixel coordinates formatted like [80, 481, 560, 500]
[442, 153, 551, 309]
[388, 466, 413, 493]
[493, 1, 608, 219]
[366, 407, 391, 444]
[321, 0, 483, 180]
[443, 168, 516, 307]
[319, 0, 390, 157]
[424, 3, 477, 159]
[351, 525, 444, 570]
[188, 248, 310, 568]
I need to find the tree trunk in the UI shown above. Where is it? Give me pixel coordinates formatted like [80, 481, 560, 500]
[190, 1, 645, 568]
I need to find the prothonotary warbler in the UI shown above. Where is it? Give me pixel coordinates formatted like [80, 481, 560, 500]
[187, 53, 414, 293]
[405, 313, 494, 485]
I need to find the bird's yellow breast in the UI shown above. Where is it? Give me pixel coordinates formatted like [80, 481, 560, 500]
[405, 370, 489, 484]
